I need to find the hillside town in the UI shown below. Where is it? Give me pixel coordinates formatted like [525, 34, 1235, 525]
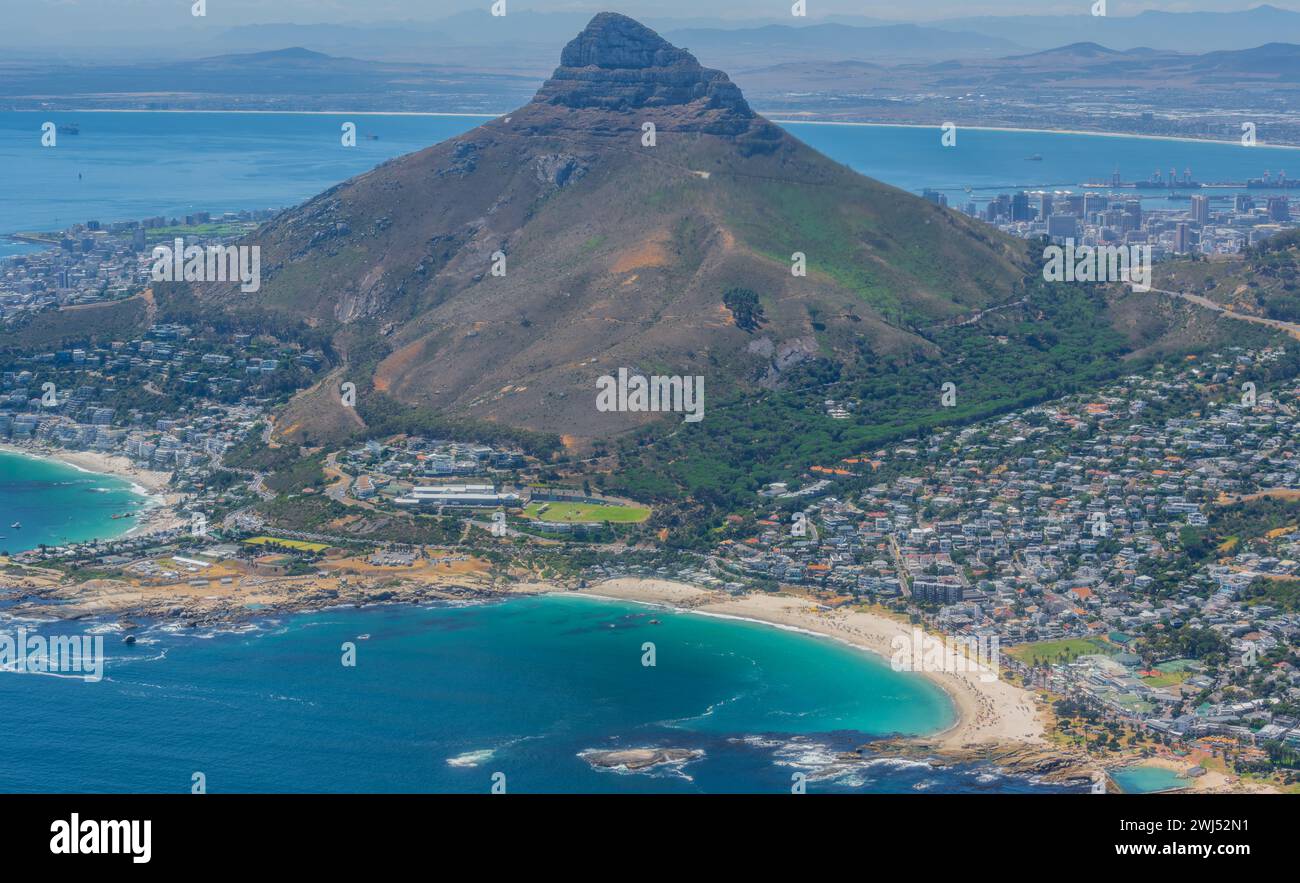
[0, 211, 271, 318]
[3, 201, 1300, 781]
[720, 344, 1300, 766]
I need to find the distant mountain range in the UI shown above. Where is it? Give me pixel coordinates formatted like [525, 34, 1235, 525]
[932, 4, 1300, 53]
[211, 7, 1300, 66]
[8, 5, 1298, 64]
[7, 37, 1300, 115]
[663, 22, 1024, 67]
[0, 46, 542, 114]
[732, 40, 1300, 107]
[938, 40, 1300, 84]
[212, 16, 1027, 67]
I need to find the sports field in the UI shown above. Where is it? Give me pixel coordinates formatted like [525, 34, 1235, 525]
[243, 536, 330, 553]
[523, 501, 650, 524]
[1006, 637, 1114, 665]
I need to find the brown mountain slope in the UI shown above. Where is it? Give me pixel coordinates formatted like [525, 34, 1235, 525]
[197, 13, 1030, 443]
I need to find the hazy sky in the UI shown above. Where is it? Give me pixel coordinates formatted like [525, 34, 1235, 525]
[3, 0, 1297, 50]
[11, 0, 1299, 33]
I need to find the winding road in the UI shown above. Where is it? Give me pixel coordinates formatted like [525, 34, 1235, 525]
[1149, 286, 1300, 341]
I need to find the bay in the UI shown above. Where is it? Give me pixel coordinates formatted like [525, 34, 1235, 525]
[0, 596, 1074, 793]
[0, 450, 148, 555]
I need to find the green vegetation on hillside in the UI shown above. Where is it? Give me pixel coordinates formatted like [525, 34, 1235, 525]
[1157, 230, 1300, 322]
[1180, 497, 1300, 562]
[0, 297, 148, 353]
[355, 393, 562, 459]
[1242, 577, 1300, 613]
[722, 287, 766, 332]
[262, 453, 326, 495]
[608, 279, 1138, 546]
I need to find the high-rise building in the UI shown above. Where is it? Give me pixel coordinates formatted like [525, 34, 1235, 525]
[1267, 197, 1290, 223]
[1011, 192, 1031, 221]
[1123, 200, 1143, 231]
[1083, 193, 1108, 220]
[1191, 195, 1210, 225]
[1047, 215, 1078, 239]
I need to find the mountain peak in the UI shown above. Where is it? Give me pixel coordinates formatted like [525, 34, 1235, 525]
[558, 12, 688, 70]
[530, 12, 757, 123]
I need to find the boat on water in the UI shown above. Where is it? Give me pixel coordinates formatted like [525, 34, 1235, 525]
[1025, 154, 1043, 161]
[57, 123, 79, 135]
[9, 522, 20, 529]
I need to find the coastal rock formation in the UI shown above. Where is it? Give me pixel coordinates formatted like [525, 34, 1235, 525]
[579, 747, 705, 772]
[863, 738, 1100, 789]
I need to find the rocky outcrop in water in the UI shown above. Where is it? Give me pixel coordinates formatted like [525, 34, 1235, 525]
[579, 747, 705, 772]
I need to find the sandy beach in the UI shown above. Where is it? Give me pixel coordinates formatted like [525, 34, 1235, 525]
[0, 442, 172, 494]
[535, 577, 1046, 749]
[0, 442, 186, 536]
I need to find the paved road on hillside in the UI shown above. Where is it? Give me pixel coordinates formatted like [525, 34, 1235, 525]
[1149, 287, 1300, 341]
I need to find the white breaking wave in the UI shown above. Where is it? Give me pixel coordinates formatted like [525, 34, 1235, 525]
[446, 748, 496, 768]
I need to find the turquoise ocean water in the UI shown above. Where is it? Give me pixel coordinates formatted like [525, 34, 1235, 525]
[0, 450, 149, 554]
[3, 109, 1261, 792]
[1111, 763, 1188, 794]
[0, 595, 1072, 793]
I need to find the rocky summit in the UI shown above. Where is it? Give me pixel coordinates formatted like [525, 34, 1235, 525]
[536, 12, 751, 115]
[522, 12, 774, 150]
